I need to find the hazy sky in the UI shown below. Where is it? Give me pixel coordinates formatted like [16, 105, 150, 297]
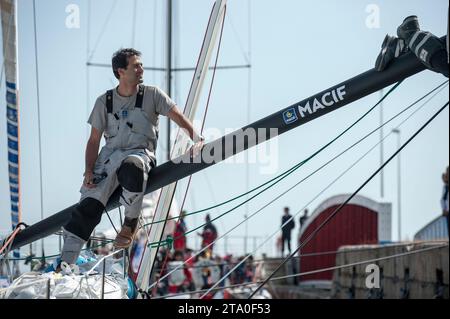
[1, 0, 448, 257]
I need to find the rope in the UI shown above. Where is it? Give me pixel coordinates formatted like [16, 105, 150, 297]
[5, 82, 446, 273]
[148, 4, 228, 294]
[198, 85, 448, 298]
[85, 249, 125, 276]
[140, 81, 405, 231]
[227, 10, 250, 64]
[105, 210, 119, 234]
[32, 0, 47, 265]
[248, 101, 449, 298]
[147, 82, 403, 249]
[0, 224, 26, 255]
[189, 82, 449, 297]
[131, 0, 138, 47]
[147, 80, 429, 292]
[87, 0, 118, 62]
[118, 206, 123, 228]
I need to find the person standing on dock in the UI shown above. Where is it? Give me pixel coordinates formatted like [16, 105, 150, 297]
[281, 207, 295, 257]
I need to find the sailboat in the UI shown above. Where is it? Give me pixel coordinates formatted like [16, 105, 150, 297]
[0, 0, 228, 299]
[1, 0, 447, 299]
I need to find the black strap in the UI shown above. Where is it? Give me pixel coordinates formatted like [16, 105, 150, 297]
[106, 85, 143, 113]
[135, 85, 144, 109]
[106, 89, 113, 114]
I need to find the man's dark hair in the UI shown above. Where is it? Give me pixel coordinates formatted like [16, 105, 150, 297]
[112, 48, 142, 79]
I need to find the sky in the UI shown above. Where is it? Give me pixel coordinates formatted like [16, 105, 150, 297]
[0, 0, 449, 259]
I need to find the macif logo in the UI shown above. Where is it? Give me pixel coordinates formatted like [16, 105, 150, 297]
[297, 85, 346, 118]
[282, 107, 298, 125]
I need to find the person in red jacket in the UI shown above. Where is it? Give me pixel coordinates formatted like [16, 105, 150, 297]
[198, 214, 218, 253]
[173, 210, 187, 252]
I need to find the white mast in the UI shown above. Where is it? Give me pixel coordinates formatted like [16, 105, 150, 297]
[135, 0, 227, 293]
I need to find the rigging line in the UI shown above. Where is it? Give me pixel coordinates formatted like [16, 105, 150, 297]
[137, 215, 151, 249]
[172, 3, 228, 209]
[178, 4, 228, 231]
[248, 101, 450, 298]
[149, 86, 405, 290]
[131, 0, 137, 47]
[288, 82, 449, 221]
[86, 62, 250, 72]
[5, 83, 446, 265]
[166, 82, 403, 224]
[104, 210, 118, 235]
[172, 3, 227, 218]
[145, 4, 228, 287]
[118, 206, 123, 228]
[146, 81, 405, 254]
[199, 82, 448, 298]
[141, 2, 225, 277]
[200, 4, 226, 134]
[1, 227, 17, 260]
[142, 9, 231, 258]
[152, 194, 183, 294]
[85, 0, 91, 140]
[152, 0, 157, 85]
[7, 238, 116, 261]
[245, 0, 252, 256]
[173, 0, 180, 105]
[227, 9, 249, 64]
[4, 238, 447, 263]
[87, 0, 118, 62]
[32, 0, 45, 259]
[148, 85, 407, 246]
[85, 248, 124, 276]
[171, 244, 450, 300]
[172, 64, 251, 71]
[202, 171, 223, 216]
[151, 248, 171, 297]
[0, 225, 23, 255]
[86, 62, 166, 71]
[153, 243, 448, 299]
[267, 244, 450, 282]
[142, 80, 446, 228]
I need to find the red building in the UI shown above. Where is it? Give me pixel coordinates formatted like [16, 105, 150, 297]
[298, 194, 391, 287]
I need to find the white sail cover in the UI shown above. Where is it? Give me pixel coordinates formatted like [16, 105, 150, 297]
[1, 0, 20, 256]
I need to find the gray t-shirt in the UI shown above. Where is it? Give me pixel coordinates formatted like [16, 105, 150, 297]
[88, 85, 175, 152]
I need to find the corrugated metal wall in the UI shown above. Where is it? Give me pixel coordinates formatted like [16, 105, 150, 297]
[414, 215, 449, 241]
[299, 204, 378, 282]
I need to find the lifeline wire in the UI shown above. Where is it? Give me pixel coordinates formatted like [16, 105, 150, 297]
[248, 101, 449, 298]
[143, 81, 406, 228]
[199, 84, 448, 298]
[153, 243, 448, 299]
[6, 82, 446, 269]
[147, 82, 444, 291]
[148, 80, 445, 249]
